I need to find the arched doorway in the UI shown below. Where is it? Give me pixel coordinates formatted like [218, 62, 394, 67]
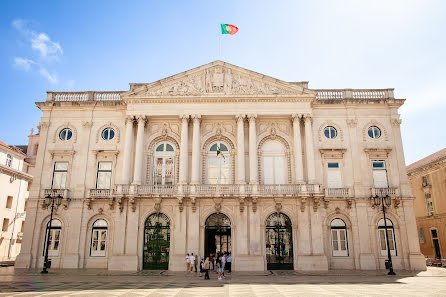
[205, 213, 231, 257]
[143, 213, 170, 270]
[265, 212, 293, 270]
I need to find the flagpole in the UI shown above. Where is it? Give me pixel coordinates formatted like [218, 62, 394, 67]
[219, 27, 221, 59]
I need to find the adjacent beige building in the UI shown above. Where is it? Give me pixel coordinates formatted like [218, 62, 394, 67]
[407, 148, 446, 261]
[16, 61, 425, 271]
[0, 141, 32, 261]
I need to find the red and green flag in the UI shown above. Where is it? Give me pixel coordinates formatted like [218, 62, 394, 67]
[221, 24, 239, 35]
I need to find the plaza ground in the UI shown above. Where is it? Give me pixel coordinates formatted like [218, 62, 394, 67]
[0, 267, 445, 296]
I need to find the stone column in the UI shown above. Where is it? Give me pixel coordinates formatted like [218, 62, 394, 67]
[190, 115, 201, 184]
[179, 115, 189, 184]
[355, 201, 376, 269]
[236, 114, 246, 184]
[304, 114, 316, 183]
[122, 116, 134, 184]
[132, 115, 146, 185]
[248, 114, 258, 184]
[292, 114, 304, 183]
[402, 200, 426, 270]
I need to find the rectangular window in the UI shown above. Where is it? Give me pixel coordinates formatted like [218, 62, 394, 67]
[372, 160, 388, 188]
[418, 228, 424, 244]
[331, 229, 348, 256]
[52, 162, 68, 189]
[378, 229, 396, 256]
[2, 218, 9, 232]
[327, 163, 342, 188]
[96, 162, 112, 189]
[6, 196, 13, 209]
[422, 176, 429, 187]
[425, 193, 434, 216]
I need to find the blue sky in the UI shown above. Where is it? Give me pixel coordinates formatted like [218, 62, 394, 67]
[1, 0, 445, 165]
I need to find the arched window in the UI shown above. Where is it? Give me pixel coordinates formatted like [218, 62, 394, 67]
[5, 154, 12, 167]
[261, 140, 287, 184]
[330, 219, 348, 257]
[154, 142, 175, 185]
[378, 218, 397, 256]
[207, 142, 230, 184]
[44, 219, 62, 257]
[91, 219, 108, 257]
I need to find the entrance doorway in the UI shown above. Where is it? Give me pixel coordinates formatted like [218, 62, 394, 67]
[431, 229, 442, 259]
[265, 212, 293, 270]
[204, 213, 231, 257]
[143, 213, 170, 270]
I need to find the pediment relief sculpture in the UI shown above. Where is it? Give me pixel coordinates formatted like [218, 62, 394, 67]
[125, 62, 314, 98]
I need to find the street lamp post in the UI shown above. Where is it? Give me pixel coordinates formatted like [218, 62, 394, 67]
[373, 189, 396, 275]
[41, 193, 63, 274]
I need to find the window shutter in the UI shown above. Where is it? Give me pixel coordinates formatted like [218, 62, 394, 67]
[327, 169, 342, 188]
[373, 170, 388, 188]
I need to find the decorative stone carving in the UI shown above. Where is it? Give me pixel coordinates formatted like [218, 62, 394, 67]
[137, 66, 296, 96]
[252, 198, 258, 212]
[62, 198, 70, 210]
[82, 121, 93, 128]
[108, 199, 114, 210]
[324, 199, 329, 209]
[117, 197, 124, 213]
[391, 119, 402, 126]
[335, 207, 341, 214]
[214, 198, 222, 213]
[86, 199, 92, 210]
[178, 198, 184, 212]
[313, 197, 320, 212]
[393, 198, 401, 209]
[300, 198, 307, 212]
[97, 207, 103, 215]
[239, 197, 245, 212]
[346, 199, 353, 209]
[346, 119, 357, 127]
[37, 121, 49, 132]
[154, 198, 161, 213]
[190, 197, 197, 213]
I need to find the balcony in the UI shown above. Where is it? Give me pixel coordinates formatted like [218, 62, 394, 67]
[111, 184, 323, 197]
[90, 189, 114, 198]
[325, 187, 351, 198]
[371, 187, 398, 197]
[43, 189, 68, 198]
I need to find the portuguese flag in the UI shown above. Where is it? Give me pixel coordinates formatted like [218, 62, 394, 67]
[221, 24, 239, 35]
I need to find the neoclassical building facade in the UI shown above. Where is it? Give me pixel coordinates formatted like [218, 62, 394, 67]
[16, 61, 425, 271]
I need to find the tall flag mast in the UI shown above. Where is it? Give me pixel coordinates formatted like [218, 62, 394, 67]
[219, 24, 239, 58]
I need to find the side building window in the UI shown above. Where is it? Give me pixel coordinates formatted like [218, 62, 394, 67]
[96, 162, 112, 189]
[330, 219, 348, 256]
[378, 218, 396, 256]
[44, 219, 62, 257]
[372, 161, 388, 188]
[5, 154, 12, 167]
[425, 193, 434, 216]
[52, 162, 68, 189]
[91, 219, 108, 257]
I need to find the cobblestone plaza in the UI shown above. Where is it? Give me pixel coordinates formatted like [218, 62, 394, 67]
[0, 267, 445, 296]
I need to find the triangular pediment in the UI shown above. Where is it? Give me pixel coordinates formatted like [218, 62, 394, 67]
[123, 61, 315, 99]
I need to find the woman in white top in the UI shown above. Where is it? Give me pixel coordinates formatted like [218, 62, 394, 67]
[186, 253, 190, 271]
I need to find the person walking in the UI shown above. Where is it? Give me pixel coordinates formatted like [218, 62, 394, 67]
[200, 257, 205, 277]
[204, 257, 210, 280]
[185, 253, 190, 272]
[221, 253, 226, 278]
[209, 253, 214, 271]
[190, 253, 196, 272]
[227, 253, 232, 273]
[216, 255, 223, 280]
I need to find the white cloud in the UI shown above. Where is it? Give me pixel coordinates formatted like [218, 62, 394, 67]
[13, 57, 36, 72]
[12, 18, 63, 60]
[38, 68, 58, 84]
[31, 33, 63, 59]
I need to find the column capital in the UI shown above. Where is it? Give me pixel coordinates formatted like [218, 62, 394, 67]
[180, 114, 190, 122]
[235, 114, 246, 122]
[303, 114, 312, 122]
[192, 114, 201, 123]
[125, 116, 134, 124]
[248, 114, 257, 123]
[291, 114, 303, 123]
[136, 115, 147, 124]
